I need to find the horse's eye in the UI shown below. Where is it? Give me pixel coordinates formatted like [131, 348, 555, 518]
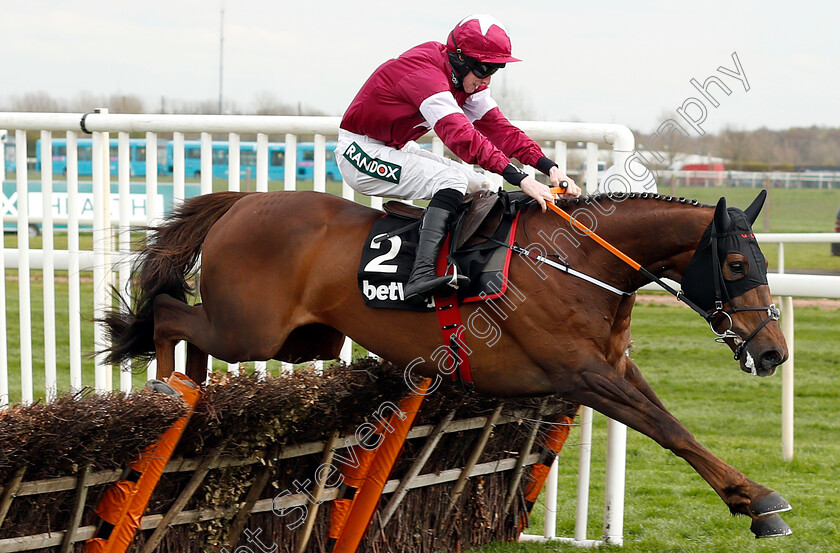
[729, 262, 745, 274]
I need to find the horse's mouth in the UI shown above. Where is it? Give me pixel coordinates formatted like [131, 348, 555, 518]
[740, 350, 778, 377]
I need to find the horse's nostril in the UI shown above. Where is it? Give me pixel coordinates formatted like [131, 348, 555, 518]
[760, 350, 783, 369]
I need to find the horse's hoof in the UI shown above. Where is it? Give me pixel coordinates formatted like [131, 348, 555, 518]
[751, 514, 793, 538]
[751, 491, 792, 517]
[145, 379, 182, 398]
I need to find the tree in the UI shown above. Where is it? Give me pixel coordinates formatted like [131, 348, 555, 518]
[253, 91, 294, 115]
[11, 91, 60, 112]
[491, 77, 534, 120]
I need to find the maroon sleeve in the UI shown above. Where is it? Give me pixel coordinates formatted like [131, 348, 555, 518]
[473, 107, 546, 169]
[432, 112, 512, 175]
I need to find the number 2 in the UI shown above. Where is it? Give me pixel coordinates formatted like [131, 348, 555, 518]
[364, 234, 402, 274]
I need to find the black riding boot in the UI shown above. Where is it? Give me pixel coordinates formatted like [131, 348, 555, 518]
[404, 206, 469, 306]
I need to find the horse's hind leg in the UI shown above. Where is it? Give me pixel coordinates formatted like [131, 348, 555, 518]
[185, 342, 209, 384]
[153, 294, 216, 383]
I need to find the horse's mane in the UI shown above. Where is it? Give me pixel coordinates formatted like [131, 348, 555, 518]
[554, 192, 714, 209]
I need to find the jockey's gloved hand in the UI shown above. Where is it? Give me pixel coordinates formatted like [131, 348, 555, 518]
[549, 166, 581, 198]
[520, 177, 556, 212]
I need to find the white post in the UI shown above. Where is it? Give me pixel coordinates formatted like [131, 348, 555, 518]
[253, 133, 269, 378]
[145, 131, 158, 381]
[0, 130, 5, 183]
[603, 419, 627, 545]
[281, 133, 297, 375]
[170, 132, 186, 375]
[92, 118, 109, 393]
[432, 137, 444, 157]
[777, 242, 794, 460]
[118, 132, 133, 392]
[15, 130, 32, 404]
[314, 134, 326, 192]
[554, 140, 567, 174]
[543, 457, 559, 538]
[585, 142, 598, 194]
[313, 134, 327, 375]
[201, 132, 213, 376]
[0, 132, 6, 405]
[200, 132, 213, 195]
[173, 132, 185, 204]
[41, 131, 57, 401]
[781, 296, 794, 461]
[226, 134, 240, 373]
[228, 132, 240, 192]
[256, 133, 269, 192]
[284, 133, 297, 192]
[66, 131, 82, 393]
[339, 337, 353, 365]
[574, 406, 593, 541]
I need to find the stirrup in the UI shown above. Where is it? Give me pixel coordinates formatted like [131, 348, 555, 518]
[446, 264, 464, 290]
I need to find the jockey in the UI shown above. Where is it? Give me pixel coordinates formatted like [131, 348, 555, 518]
[336, 14, 582, 306]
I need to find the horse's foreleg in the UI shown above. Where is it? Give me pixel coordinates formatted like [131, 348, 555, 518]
[567, 360, 791, 537]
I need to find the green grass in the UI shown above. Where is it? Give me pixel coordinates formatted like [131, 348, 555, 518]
[473, 301, 840, 553]
[664, 186, 840, 273]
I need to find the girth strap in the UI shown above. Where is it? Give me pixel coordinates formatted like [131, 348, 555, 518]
[432, 236, 474, 392]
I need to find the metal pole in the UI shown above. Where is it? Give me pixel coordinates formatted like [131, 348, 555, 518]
[574, 406, 593, 541]
[778, 242, 794, 460]
[0, 129, 5, 407]
[15, 130, 32, 404]
[280, 133, 297, 375]
[117, 132, 132, 392]
[200, 132, 213, 195]
[603, 418, 627, 545]
[172, 132, 186, 374]
[585, 142, 598, 194]
[91, 113, 108, 393]
[228, 132, 240, 192]
[40, 130, 57, 401]
[254, 133, 268, 378]
[66, 131, 82, 393]
[543, 457, 559, 539]
[781, 295, 795, 461]
[314, 133, 326, 192]
[145, 130, 158, 380]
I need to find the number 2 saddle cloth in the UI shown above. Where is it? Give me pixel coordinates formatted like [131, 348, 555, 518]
[357, 190, 532, 312]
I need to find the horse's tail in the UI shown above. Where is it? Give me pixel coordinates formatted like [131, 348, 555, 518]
[99, 191, 253, 366]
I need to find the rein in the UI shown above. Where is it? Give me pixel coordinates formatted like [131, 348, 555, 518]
[544, 189, 779, 364]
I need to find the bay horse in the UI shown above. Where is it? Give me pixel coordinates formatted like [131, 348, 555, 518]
[101, 189, 792, 538]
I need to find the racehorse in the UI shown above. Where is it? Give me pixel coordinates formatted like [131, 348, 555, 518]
[100, 189, 792, 538]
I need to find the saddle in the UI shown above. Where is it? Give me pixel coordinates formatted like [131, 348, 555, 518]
[383, 189, 508, 250]
[359, 190, 531, 311]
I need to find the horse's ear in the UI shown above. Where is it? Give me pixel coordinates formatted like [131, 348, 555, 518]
[714, 197, 730, 230]
[743, 189, 767, 225]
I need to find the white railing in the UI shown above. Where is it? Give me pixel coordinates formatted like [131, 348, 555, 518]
[0, 111, 640, 547]
[758, 234, 840, 462]
[658, 169, 840, 189]
[643, 233, 840, 463]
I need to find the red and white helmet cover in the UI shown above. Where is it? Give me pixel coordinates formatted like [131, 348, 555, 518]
[446, 14, 521, 64]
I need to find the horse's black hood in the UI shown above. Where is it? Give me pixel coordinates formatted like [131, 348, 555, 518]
[682, 191, 769, 312]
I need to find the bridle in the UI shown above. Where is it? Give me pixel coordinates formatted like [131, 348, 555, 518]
[694, 221, 780, 361]
[543, 190, 779, 361]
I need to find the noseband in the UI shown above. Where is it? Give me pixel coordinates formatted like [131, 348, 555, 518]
[708, 303, 780, 361]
